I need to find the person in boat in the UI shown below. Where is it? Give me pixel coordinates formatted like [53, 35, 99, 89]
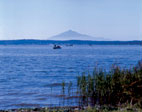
[53, 44, 61, 49]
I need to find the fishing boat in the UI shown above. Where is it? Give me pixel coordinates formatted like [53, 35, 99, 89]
[53, 45, 61, 49]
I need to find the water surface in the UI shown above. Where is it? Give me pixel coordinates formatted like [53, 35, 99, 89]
[0, 45, 142, 109]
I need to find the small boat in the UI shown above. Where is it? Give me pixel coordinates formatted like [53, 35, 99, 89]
[66, 44, 73, 47]
[53, 45, 61, 49]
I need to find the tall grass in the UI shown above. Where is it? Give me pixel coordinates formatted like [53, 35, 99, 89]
[76, 60, 142, 108]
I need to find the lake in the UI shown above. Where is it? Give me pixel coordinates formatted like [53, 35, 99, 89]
[0, 45, 142, 109]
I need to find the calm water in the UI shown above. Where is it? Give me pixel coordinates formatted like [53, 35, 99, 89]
[0, 45, 142, 109]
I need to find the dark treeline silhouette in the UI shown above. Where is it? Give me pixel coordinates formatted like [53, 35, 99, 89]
[0, 39, 141, 45]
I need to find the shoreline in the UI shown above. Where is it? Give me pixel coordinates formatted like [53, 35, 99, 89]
[1, 105, 142, 112]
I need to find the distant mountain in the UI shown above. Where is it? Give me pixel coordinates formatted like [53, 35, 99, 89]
[48, 30, 105, 40]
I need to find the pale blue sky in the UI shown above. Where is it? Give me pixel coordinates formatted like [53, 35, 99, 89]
[0, 0, 141, 40]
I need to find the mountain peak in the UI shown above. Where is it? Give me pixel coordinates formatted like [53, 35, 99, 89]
[66, 29, 77, 33]
[67, 29, 73, 32]
[48, 30, 105, 40]
[60, 30, 82, 37]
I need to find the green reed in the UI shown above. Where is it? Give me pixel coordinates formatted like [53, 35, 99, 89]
[76, 60, 142, 108]
[58, 60, 142, 108]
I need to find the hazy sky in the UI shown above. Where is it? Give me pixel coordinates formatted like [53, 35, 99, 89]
[0, 0, 141, 40]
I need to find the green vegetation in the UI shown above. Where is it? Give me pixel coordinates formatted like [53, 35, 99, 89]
[77, 60, 142, 108]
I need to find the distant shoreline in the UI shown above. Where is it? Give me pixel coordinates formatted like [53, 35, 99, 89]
[0, 39, 141, 45]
